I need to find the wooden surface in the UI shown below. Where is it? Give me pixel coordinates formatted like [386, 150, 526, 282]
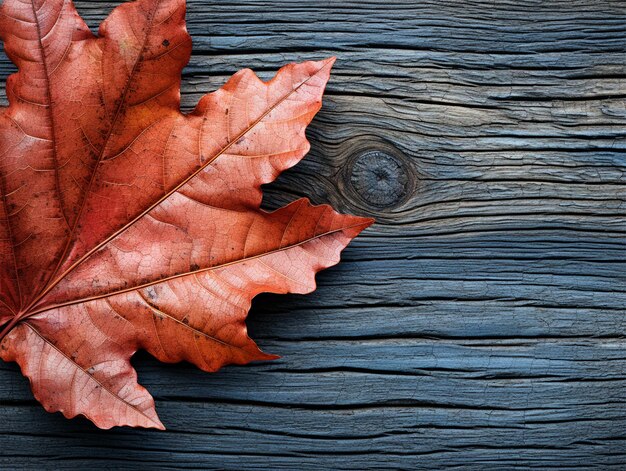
[1, 0, 625, 469]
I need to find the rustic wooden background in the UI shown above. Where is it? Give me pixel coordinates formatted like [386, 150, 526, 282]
[1, 0, 625, 469]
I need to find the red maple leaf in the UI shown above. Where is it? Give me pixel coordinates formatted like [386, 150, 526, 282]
[0, 0, 372, 429]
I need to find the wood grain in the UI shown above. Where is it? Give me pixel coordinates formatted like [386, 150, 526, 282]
[1, 0, 625, 468]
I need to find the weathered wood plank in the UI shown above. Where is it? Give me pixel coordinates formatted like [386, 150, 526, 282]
[0, 0, 625, 469]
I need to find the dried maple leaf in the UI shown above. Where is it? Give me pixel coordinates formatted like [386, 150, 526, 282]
[0, 0, 373, 429]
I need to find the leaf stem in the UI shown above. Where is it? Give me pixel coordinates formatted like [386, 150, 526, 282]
[0, 315, 21, 343]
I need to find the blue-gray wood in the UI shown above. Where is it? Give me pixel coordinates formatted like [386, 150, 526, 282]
[1, 0, 625, 469]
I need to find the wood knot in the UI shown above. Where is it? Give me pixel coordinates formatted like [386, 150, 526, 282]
[349, 150, 410, 209]
[340, 138, 415, 214]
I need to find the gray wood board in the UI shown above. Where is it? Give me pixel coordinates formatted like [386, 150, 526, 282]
[0, 0, 625, 469]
